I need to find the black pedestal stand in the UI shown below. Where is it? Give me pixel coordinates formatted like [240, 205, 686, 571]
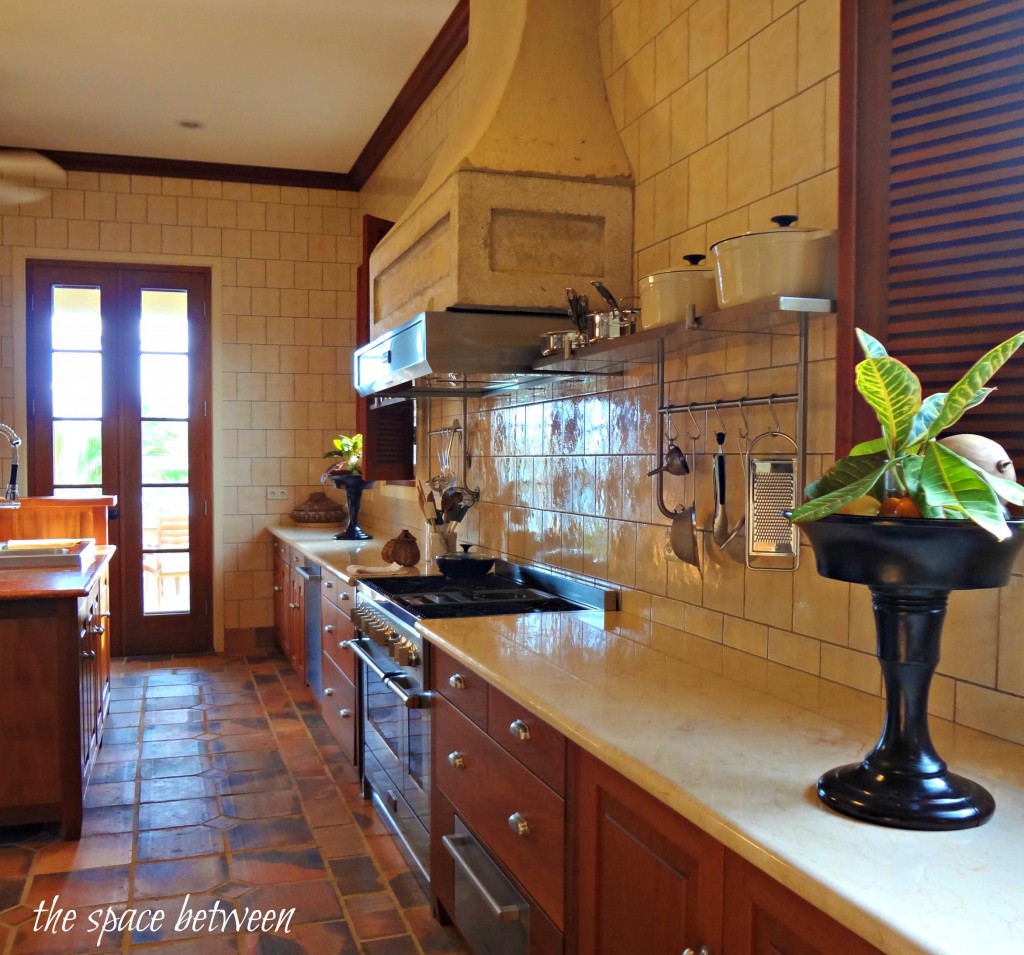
[800, 515, 1024, 831]
[331, 474, 372, 541]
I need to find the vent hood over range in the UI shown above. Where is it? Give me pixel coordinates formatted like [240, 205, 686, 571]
[354, 308, 575, 399]
[358, 0, 635, 397]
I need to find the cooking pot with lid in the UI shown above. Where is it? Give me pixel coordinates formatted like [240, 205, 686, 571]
[639, 253, 716, 329]
[434, 545, 496, 579]
[711, 215, 837, 309]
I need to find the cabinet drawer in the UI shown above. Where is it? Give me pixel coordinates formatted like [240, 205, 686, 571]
[435, 697, 565, 928]
[321, 653, 357, 766]
[321, 597, 356, 680]
[488, 686, 566, 797]
[320, 566, 355, 610]
[433, 647, 488, 728]
[274, 540, 291, 563]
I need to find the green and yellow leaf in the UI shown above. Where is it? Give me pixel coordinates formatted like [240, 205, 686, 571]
[919, 442, 1011, 539]
[855, 356, 922, 454]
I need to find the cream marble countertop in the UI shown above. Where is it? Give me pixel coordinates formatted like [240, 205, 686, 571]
[419, 610, 1024, 955]
[268, 525, 426, 581]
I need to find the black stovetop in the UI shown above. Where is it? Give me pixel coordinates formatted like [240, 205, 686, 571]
[360, 574, 585, 619]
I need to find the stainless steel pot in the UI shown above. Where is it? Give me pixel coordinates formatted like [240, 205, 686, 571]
[711, 215, 836, 308]
[588, 308, 639, 342]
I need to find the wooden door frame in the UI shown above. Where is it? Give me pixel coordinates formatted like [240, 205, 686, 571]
[24, 259, 213, 656]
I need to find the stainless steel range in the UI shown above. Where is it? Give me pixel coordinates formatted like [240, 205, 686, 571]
[347, 561, 616, 886]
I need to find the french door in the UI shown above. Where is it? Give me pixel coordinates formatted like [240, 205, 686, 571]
[26, 261, 213, 655]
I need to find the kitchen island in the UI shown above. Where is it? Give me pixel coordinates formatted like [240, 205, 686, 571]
[0, 546, 115, 839]
[420, 610, 1024, 955]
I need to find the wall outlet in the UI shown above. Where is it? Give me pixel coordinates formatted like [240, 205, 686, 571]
[267, 487, 288, 501]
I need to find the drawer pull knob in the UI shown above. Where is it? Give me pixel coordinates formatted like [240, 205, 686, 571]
[340, 592, 350, 601]
[324, 624, 334, 633]
[81, 649, 96, 660]
[324, 580, 333, 588]
[682, 948, 711, 955]
[273, 585, 283, 592]
[508, 812, 530, 837]
[449, 674, 466, 690]
[324, 687, 334, 697]
[339, 708, 351, 719]
[448, 751, 466, 769]
[509, 719, 531, 741]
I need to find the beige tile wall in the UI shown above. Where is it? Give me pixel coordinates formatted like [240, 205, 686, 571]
[357, 0, 1024, 747]
[0, 171, 360, 642]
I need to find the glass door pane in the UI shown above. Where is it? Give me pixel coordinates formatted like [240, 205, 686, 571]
[139, 289, 191, 615]
[51, 286, 103, 496]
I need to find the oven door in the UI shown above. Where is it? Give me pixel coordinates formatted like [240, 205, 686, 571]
[349, 635, 432, 883]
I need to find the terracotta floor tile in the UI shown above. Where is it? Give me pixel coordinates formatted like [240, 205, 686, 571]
[138, 797, 221, 831]
[361, 935, 421, 955]
[0, 846, 34, 878]
[403, 905, 468, 955]
[218, 791, 300, 821]
[238, 878, 343, 925]
[141, 754, 214, 778]
[344, 891, 407, 940]
[312, 824, 366, 860]
[225, 817, 313, 853]
[141, 775, 219, 803]
[32, 833, 133, 874]
[207, 733, 278, 755]
[134, 856, 229, 899]
[328, 854, 384, 895]
[214, 769, 295, 797]
[137, 827, 224, 862]
[24, 865, 131, 909]
[91, 759, 140, 784]
[302, 798, 353, 829]
[0, 877, 24, 911]
[129, 934, 239, 954]
[294, 777, 341, 802]
[81, 806, 136, 837]
[127, 891, 237, 945]
[213, 750, 285, 774]
[228, 847, 327, 885]
[83, 781, 137, 808]
[237, 918, 358, 954]
[141, 737, 207, 757]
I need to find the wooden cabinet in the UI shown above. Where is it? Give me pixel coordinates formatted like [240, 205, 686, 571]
[572, 747, 884, 955]
[723, 852, 885, 955]
[431, 646, 566, 955]
[320, 566, 358, 765]
[0, 560, 112, 840]
[573, 747, 724, 955]
[272, 543, 305, 680]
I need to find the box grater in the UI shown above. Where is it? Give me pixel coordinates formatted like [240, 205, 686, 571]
[745, 431, 799, 570]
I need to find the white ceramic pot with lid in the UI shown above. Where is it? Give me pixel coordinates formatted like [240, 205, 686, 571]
[710, 215, 837, 309]
[638, 254, 717, 330]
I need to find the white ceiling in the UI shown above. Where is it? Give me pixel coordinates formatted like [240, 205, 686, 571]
[0, 0, 460, 175]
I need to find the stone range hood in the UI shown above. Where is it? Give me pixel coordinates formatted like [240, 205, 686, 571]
[368, 0, 634, 335]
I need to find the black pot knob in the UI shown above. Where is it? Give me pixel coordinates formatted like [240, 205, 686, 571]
[771, 214, 799, 228]
[682, 253, 706, 266]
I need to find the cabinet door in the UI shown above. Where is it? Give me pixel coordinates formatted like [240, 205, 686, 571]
[723, 852, 883, 955]
[572, 747, 724, 955]
[287, 566, 305, 679]
[273, 555, 290, 655]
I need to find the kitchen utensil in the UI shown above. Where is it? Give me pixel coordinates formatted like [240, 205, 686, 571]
[590, 279, 623, 315]
[435, 545, 496, 579]
[711, 430, 730, 547]
[667, 423, 701, 568]
[711, 214, 837, 309]
[647, 442, 689, 477]
[638, 254, 716, 329]
[745, 427, 800, 570]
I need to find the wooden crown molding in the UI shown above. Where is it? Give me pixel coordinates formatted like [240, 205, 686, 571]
[29, 0, 469, 194]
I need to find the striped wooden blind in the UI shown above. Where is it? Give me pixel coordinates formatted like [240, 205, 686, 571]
[885, 0, 1024, 464]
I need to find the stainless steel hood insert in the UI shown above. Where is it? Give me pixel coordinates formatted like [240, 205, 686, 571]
[354, 309, 574, 399]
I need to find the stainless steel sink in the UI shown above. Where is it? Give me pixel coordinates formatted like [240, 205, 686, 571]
[0, 539, 96, 569]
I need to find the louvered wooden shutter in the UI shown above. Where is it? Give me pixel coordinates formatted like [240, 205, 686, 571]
[356, 214, 415, 482]
[838, 0, 1024, 466]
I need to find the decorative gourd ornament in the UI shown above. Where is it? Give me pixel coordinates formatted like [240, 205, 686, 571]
[381, 530, 420, 567]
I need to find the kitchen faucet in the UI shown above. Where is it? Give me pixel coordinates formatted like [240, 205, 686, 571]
[0, 424, 21, 504]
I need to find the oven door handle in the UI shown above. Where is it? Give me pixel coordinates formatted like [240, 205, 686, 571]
[344, 637, 400, 682]
[383, 675, 432, 710]
[345, 638, 431, 709]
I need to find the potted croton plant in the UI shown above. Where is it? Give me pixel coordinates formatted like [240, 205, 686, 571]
[322, 434, 371, 540]
[789, 328, 1024, 831]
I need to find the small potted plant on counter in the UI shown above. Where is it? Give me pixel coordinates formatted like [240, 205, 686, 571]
[323, 433, 371, 540]
[789, 327, 1024, 831]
